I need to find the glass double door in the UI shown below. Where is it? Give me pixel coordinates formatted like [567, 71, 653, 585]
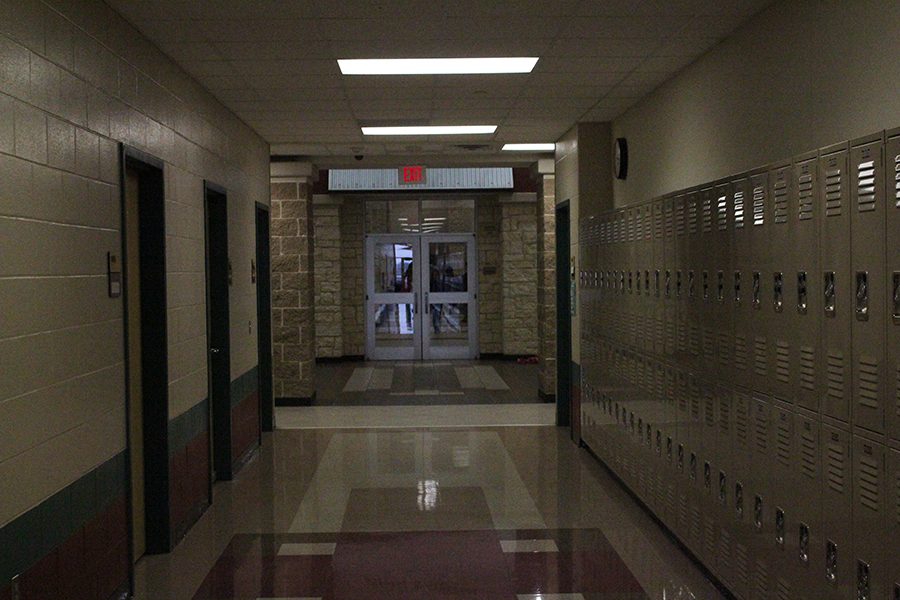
[365, 234, 478, 360]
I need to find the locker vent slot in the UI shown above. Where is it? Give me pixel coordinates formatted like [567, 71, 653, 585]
[799, 428, 817, 479]
[754, 559, 770, 598]
[775, 341, 790, 383]
[857, 454, 880, 511]
[702, 196, 713, 232]
[857, 160, 877, 212]
[754, 336, 768, 376]
[733, 191, 745, 228]
[826, 352, 846, 400]
[702, 517, 715, 556]
[734, 542, 750, 586]
[719, 398, 731, 434]
[825, 441, 846, 493]
[703, 328, 716, 361]
[776, 419, 791, 466]
[799, 345, 816, 390]
[754, 411, 769, 453]
[734, 335, 748, 371]
[718, 333, 731, 366]
[857, 358, 880, 409]
[704, 397, 715, 429]
[654, 208, 664, 239]
[752, 185, 766, 226]
[717, 194, 728, 230]
[736, 403, 750, 449]
[825, 168, 843, 216]
[775, 577, 791, 600]
[688, 199, 698, 233]
[894, 462, 900, 523]
[896, 365, 900, 420]
[719, 528, 732, 570]
[675, 202, 685, 235]
[773, 177, 788, 224]
[895, 152, 900, 207]
[798, 173, 814, 220]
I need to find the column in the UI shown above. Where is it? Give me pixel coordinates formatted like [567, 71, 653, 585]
[535, 159, 557, 400]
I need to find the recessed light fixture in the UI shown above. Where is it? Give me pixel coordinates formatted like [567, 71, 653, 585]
[362, 125, 497, 136]
[338, 57, 539, 75]
[502, 143, 556, 152]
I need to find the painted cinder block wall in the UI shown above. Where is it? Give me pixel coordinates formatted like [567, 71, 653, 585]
[0, 0, 269, 596]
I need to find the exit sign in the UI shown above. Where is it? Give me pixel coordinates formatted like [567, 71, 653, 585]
[399, 165, 426, 185]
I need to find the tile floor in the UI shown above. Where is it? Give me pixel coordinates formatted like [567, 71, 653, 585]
[134, 421, 725, 600]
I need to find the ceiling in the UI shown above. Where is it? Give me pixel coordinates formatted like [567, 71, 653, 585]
[107, 0, 772, 166]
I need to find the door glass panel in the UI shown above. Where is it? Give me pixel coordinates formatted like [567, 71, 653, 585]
[366, 200, 420, 233]
[428, 303, 468, 347]
[428, 243, 468, 292]
[374, 242, 415, 293]
[374, 303, 415, 347]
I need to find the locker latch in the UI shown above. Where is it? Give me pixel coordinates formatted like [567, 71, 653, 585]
[775, 507, 785, 546]
[656, 430, 662, 455]
[717, 271, 725, 302]
[645, 270, 650, 295]
[666, 437, 673, 461]
[688, 270, 695, 298]
[655, 270, 660, 297]
[702, 270, 709, 300]
[704, 462, 711, 489]
[826, 540, 838, 583]
[665, 270, 671, 297]
[754, 495, 764, 530]
[734, 271, 742, 303]
[752, 271, 761, 309]
[797, 271, 808, 314]
[857, 560, 870, 600]
[799, 523, 810, 564]
[773, 272, 784, 312]
[676, 270, 682, 296]
[628, 271, 633, 293]
[718, 471, 727, 505]
[735, 481, 744, 517]
[633, 270, 639, 292]
[677, 443, 684, 472]
[646, 423, 652, 446]
[892, 272, 900, 323]
[824, 271, 837, 317]
[690, 453, 697, 481]
[855, 271, 869, 321]
[619, 271, 626, 292]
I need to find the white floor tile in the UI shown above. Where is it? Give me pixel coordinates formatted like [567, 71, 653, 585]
[276, 542, 337, 556]
[500, 539, 559, 553]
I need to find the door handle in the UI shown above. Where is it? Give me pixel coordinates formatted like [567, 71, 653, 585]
[824, 271, 836, 317]
[855, 271, 868, 321]
[210, 348, 220, 354]
[424, 292, 429, 314]
[892, 271, 899, 323]
[413, 292, 418, 314]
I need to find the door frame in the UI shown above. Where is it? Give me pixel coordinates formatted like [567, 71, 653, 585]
[203, 182, 233, 481]
[555, 201, 572, 429]
[365, 234, 421, 360]
[255, 203, 274, 432]
[120, 145, 172, 566]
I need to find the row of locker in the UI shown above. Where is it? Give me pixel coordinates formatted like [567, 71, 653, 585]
[578, 128, 900, 442]
[577, 127, 900, 600]
[580, 344, 900, 600]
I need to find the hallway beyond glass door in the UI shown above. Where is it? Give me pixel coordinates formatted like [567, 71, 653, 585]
[366, 234, 478, 360]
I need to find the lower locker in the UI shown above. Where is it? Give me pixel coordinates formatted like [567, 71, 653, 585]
[887, 448, 900, 600]
[851, 436, 887, 600]
[820, 423, 854, 600]
[793, 409, 822, 600]
[750, 394, 773, 599]
[727, 388, 754, 599]
[771, 402, 798, 599]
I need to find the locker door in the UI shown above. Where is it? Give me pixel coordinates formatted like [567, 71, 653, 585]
[730, 389, 754, 598]
[749, 171, 772, 396]
[686, 191, 702, 375]
[794, 153, 821, 414]
[732, 177, 753, 391]
[749, 393, 773, 599]
[715, 385, 734, 586]
[769, 162, 795, 404]
[714, 182, 735, 384]
[819, 144, 853, 424]
[771, 401, 797, 599]
[626, 207, 638, 352]
[698, 385, 719, 564]
[642, 203, 655, 356]
[793, 411, 822, 600]
[850, 134, 887, 436]
[674, 194, 690, 371]
[886, 448, 900, 600]
[653, 199, 666, 357]
[699, 187, 717, 380]
[820, 423, 853, 600]
[664, 197, 677, 360]
[885, 130, 900, 445]
[851, 437, 887, 600]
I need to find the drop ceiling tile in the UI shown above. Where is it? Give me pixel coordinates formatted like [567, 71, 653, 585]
[533, 56, 644, 73]
[195, 74, 249, 90]
[157, 42, 223, 61]
[513, 97, 598, 111]
[635, 55, 695, 72]
[196, 19, 327, 42]
[212, 88, 262, 102]
[677, 13, 754, 38]
[654, 36, 721, 57]
[547, 37, 662, 57]
[431, 97, 516, 110]
[342, 75, 436, 88]
[445, 0, 582, 17]
[212, 41, 333, 60]
[133, 19, 207, 44]
[229, 59, 341, 76]
[429, 109, 509, 121]
[579, 106, 625, 121]
[618, 70, 672, 87]
[346, 87, 434, 100]
[605, 83, 660, 98]
[529, 72, 629, 88]
[242, 73, 345, 89]
[517, 84, 616, 99]
[563, 15, 692, 38]
[251, 88, 348, 101]
[179, 60, 238, 78]
[329, 38, 553, 58]
[270, 143, 330, 155]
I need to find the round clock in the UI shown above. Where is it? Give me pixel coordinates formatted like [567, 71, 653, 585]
[614, 137, 628, 180]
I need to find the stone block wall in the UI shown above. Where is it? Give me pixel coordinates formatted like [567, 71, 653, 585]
[340, 199, 365, 356]
[537, 175, 557, 396]
[501, 200, 539, 356]
[477, 197, 503, 354]
[270, 179, 315, 399]
[312, 200, 342, 357]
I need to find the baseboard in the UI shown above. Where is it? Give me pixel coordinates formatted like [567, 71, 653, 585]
[478, 353, 535, 361]
[315, 355, 365, 363]
[276, 394, 316, 406]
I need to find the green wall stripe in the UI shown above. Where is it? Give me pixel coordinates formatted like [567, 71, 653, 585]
[230, 365, 259, 409]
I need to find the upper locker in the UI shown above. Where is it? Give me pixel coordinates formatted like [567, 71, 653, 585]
[674, 193, 689, 371]
[850, 133, 887, 437]
[698, 187, 718, 381]
[732, 177, 753, 391]
[768, 161, 794, 404]
[748, 169, 772, 395]
[713, 182, 734, 385]
[818, 142, 853, 425]
[792, 151, 821, 415]
[885, 127, 900, 447]
[663, 196, 677, 362]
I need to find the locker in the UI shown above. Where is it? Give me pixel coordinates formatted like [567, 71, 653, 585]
[793, 410, 822, 600]
[686, 191, 702, 375]
[886, 448, 900, 600]
[699, 187, 718, 380]
[749, 393, 773, 599]
[674, 194, 690, 371]
[713, 182, 734, 384]
[819, 143, 853, 424]
[768, 161, 795, 405]
[715, 385, 738, 592]
[653, 199, 666, 357]
[640, 203, 655, 357]
[820, 423, 854, 600]
[885, 129, 900, 445]
[850, 133, 887, 436]
[749, 170, 772, 396]
[793, 152, 822, 414]
[851, 436, 887, 600]
[663, 197, 677, 360]
[698, 385, 719, 565]
[729, 389, 754, 598]
[732, 177, 753, 391]
[770, 401, 798, 599]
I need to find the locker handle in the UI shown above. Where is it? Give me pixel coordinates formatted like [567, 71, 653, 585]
[826, 540, 838, 583]
[628, 271, 633, 293]
[688, 270, 695, 298]
[690, 453, 697, 481]
[676, 270, 682, 296]
[775, 507, 785, 546]
[752, 271, 761, 309]
[824, 271, 836, 317]
[797, 271, 808, 314]
[656, 430, 662, 455]
[855, 271, 869, 321]
[644, 270, 650, 295]
[892, 271, 900, 323]
[735, 482, 744, 517]
[717, 271, 725, 302]
[773, 272, 784, 312]
[702, 270, 709, 300]
[754, 495, 764, 530]
[666, 437, 672, 461]
[798, 523, 810, 563]
[734, 271, 742, 303]
[718, 471, 727, 505]
[665, 270, 671, 297]
[857, 560, 870, 600]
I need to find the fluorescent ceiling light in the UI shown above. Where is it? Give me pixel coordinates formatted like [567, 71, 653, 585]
[502, 143, 556, 152]
[362, 125, 496, 136]
[338, 57, 538, 75]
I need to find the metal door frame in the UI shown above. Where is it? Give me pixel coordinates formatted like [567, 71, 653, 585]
[365, 234, 422, 360]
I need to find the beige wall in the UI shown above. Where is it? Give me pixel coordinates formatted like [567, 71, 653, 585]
[612, 0, 900, 207]
[501, 199, 539, 356]
[0, 0, 268, 527]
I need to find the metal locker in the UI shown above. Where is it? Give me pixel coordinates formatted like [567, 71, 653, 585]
[850, 133, 887, 436]
[731, 389, 755, 599]
[698, 187, 718, 380]
[793, 409, 822, 600]
[885, 128, 900, 446]
[749, 393, 773, 600]
[819, 143, 853, 424]
[851, 436, 887, 600]
[713, 181, 735, 384]
[674, 194, 690, 371]
[653, 199, 666, 357]
[768, 161, 796, 405]
[749, 170, 772, 397]
[686, 191, 702, 375]
[793, 151, 822, 414]
[886, 448, 900, 600]
[626, 206, 639, 352]
[715, 385, 737, 593]
[732, 177, 754, 392]
[664, 196, 677, 360]
[770, 401, 798, 599]
[698, 385, 719, 564]
[820, 422, 854, 600]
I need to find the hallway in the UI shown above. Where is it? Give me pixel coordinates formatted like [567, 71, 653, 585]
[133, 426, 726, 600]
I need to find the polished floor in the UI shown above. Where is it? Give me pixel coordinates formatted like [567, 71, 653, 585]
[134, 421, 727, 600]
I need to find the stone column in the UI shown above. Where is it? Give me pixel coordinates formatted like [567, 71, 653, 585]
[340, 198, 365, 356]
[312, 195, 343, 358]
[535, 159, 557, 399]
[477, 197, 503, 354]
[270, 161, 316, 401]
[501, 193, 539, 356]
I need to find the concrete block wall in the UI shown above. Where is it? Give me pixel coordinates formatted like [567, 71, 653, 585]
[340, 199, 365, 356]
[313, 200, 342, 357]
[477, 196, 503, 354]
[0, 0, 269, 592]
[537, 174, 557, 396]
[501, 200, 539, 356]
